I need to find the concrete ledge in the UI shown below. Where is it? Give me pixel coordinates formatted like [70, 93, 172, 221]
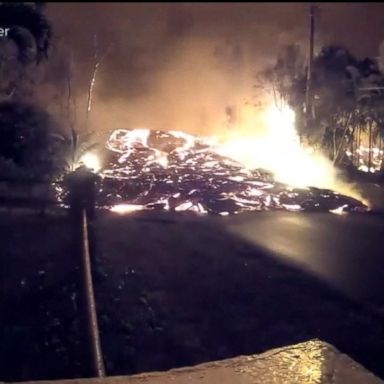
[10, 339, 382, 384]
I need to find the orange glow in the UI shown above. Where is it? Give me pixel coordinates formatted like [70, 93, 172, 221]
[103, 101, 369, 214]
[214, 102, 366, 205]
[110, 204, 145, 214]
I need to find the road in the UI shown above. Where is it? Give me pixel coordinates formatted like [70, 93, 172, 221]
[222, 211, 384, 306]
[3, 209, 384, 381]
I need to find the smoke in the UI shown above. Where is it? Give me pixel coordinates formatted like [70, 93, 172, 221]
[39, 3, 309, 137]
[29, 3, 384, 140]
[33, 3, 384, 205]
[40, 3, 384, 142]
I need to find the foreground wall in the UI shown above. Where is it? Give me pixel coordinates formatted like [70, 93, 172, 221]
[10, 339, 382, 384]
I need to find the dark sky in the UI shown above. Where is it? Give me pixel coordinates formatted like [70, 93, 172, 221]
[42, 3, 384, 135]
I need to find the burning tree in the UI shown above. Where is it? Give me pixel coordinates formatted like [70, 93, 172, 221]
[260, 44, 384, 171]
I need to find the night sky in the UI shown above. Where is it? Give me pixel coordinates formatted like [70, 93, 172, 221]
[40, 3, 384, 136]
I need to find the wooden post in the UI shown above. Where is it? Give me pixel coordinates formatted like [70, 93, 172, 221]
[80, 209, 105, 377]
[67, 168, 105, 377]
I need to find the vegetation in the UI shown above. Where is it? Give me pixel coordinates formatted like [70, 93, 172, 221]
[0, 2, 51, 100]
[0, 101, 66, 181]
[260, 44, 384, 170]
[0, 3, 66, 181]
[63, 128, 99, 172]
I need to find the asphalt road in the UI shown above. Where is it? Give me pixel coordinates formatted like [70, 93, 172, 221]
[221, 211, 384, 306]
[2, 209, 384, 381]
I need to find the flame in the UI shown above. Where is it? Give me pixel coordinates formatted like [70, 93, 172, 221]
[101, 101, 369, 215]
[79, 152, 101, 172]
[347, 146, 383, 173]
[110, 204, 146, 214]
[217, 104, 337, 189]
[106, 128, 151, 153]
[215, 102, 367, 205]
[329, 204, 348, 215]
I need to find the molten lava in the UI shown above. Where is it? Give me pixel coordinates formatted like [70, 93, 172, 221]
[98, 103, 368, 215]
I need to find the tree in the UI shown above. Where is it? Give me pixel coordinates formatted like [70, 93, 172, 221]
[0, 101, 67, 180]
[0, 2, 51, 64]
[0, 2, 51, 100]
[63, 128, 99, 172]
[260, 44, 384, 169]
[256, 44, 308, 143]
[257, 44, 305, 110]
[0, 3, 63, 181]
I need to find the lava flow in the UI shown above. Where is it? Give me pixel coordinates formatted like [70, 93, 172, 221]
[97, 104, 368, 216]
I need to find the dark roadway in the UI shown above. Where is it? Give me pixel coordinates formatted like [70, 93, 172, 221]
[222, 211, 384, 306]
[2, 208, 384, 381]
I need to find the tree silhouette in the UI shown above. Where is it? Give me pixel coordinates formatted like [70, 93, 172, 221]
[0, 3, 60, 180]
[0, 101, 66, 180]
[0, 2, 51, 64]
[0, 2, 52, 100]
[261, 44, 384, 169]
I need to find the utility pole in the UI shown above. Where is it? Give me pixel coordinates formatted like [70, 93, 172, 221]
[305, 4, 316, 123]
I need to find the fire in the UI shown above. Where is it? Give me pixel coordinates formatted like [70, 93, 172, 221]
[110, 204, 146, 214]
[329, 204, 348, 215]
[100, 102, 368, 216]
[346, 146, 383, 173]
[216, 103, 338, 189]
[80, 152, 101, 172]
